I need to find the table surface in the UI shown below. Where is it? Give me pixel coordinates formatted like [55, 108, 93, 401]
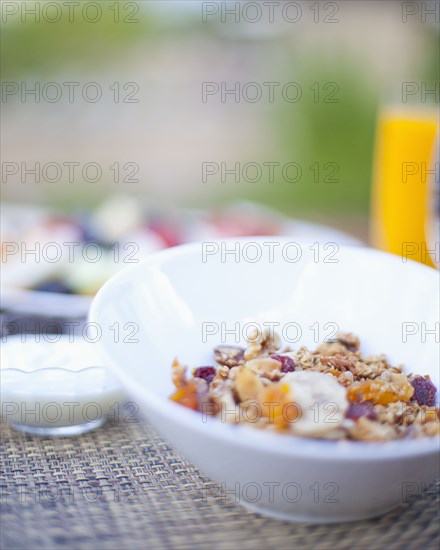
[1, 417, 439, 550]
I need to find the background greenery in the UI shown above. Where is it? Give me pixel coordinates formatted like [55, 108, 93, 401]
[2, 1, 439, 232]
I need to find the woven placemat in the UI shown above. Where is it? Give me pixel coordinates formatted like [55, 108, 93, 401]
[1, 416, 439, 550]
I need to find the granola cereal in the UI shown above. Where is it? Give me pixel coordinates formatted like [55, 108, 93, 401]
[169, 331, 440, 441]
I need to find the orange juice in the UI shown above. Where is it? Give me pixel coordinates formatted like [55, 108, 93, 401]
[370, 108, 439, 268]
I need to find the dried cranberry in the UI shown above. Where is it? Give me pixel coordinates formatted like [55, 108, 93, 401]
[270, 354, 295, 373]
[193, 367, 216, 384]
[411, 376, 437, 407]
[346, 402, 377, 421]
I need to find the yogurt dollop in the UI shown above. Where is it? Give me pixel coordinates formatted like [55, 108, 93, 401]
[282, 371, 349, 437]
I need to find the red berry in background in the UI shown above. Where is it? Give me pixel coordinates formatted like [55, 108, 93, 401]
[270, 354, 295, 373]
[193, 367, 216, 384]
[147, 221, 181, 248]
[212, 214, 280, 238]
[411, 376, 437, 407]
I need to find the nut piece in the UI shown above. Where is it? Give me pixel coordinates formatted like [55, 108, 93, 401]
[244, 328, 281, 360]
[335, 332, 360, 353]
[246, 358, 281, 376]
[210, 365, 231, 390]
[214, 345, 245, 368]
[171, 358, 187, 388]
[235, 366, 264, 403]
[348, 417, 397, 441]
[316, 332, 360, 355]
[320, 354, 357, 371]
[337, 371, 354, 388]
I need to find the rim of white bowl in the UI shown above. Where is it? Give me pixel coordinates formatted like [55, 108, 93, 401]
[89, 238, 440, 461]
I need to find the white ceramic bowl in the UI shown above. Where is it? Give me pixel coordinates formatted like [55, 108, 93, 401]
[89, 238, 440, 523]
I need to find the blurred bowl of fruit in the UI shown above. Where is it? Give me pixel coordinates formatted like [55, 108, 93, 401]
[1, 198, 362, 340]
[1, 197, 362, 299]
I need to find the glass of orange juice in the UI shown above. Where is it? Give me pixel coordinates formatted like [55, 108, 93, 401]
[370, 106, 439, 268]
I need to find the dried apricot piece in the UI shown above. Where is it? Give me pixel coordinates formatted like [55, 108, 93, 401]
[260, 382, 299, 429]
[169, 380, 199, 411]
[347, 379, 414, 405]
[170, 359, 201, 411]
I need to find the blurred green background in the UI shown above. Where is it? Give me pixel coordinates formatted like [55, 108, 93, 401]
[1, 0, 439, 239]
